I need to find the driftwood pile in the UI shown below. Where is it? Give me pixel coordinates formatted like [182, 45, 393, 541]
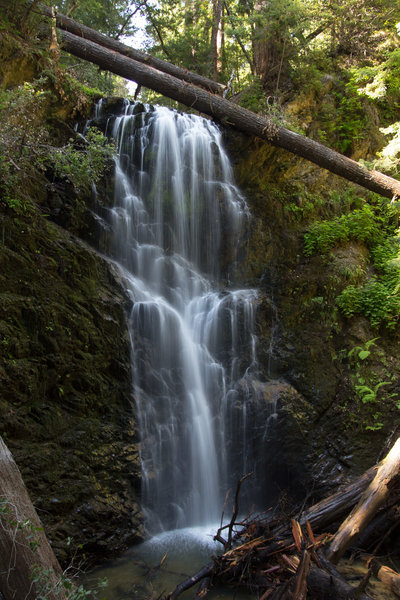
[164, 437, 400, 600]
[0, 434, 399, 599]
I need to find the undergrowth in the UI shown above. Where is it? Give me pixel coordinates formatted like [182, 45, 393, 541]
[303, 196, 400, 329]
[0, 496, 106, 599]
[0, 77, 113, 214]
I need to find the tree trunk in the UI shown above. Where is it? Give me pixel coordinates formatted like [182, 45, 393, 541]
[307, 563, 374, 600]
[377, 565, 400, 597]
[0, 437, 67, 600]
[327, 437, 400, 564]
[210, 0, 224, 81]
[39, 4, 225, 95]
[300, 466, 377, 531]
[58, 28, 400, 201]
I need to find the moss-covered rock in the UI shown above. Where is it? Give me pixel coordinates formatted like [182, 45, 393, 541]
[0, 31, 39, 89]
[0, 179, 143, 565]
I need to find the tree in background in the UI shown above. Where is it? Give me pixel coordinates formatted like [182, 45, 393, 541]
[47, 0, 146, 94]
[52, 0, 143, 38]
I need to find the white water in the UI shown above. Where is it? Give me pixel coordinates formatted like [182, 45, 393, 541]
[96, 102, 259, 534]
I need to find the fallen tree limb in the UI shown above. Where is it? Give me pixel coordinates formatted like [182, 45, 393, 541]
[0, 437, 67, 600]
[56, 29, 400, 200]
[167, 562, 214, 600]
[307, 563, 374, 600]
[327, 436, 400, 564]
[39, 4, 225, 95]
[300, 466, 377, 532]
[214, 472, 253, 550]
[376, 565, 400, 598]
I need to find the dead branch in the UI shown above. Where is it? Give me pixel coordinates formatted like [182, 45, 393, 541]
[327, 437, 400, 564]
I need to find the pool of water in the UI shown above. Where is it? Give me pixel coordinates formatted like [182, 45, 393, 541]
[82, 527, 397, 600]
[81, 525, 252, 600]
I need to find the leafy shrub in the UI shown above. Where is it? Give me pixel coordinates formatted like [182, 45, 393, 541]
[304, 198, 400, 328]
[0, 81, 50, 213]
[337, 236, 400, 328]
[238, 79, 269, 114]
[335, 81, 368, 153]
[337, 276, 400, 328]
[303, 205, 382, 255]
[50, 129, 114, 192]
[0, 79, 113, 213]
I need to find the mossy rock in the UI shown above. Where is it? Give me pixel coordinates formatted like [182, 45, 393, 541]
[0, 202, 144, 565]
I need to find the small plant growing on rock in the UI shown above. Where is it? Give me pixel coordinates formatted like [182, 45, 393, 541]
[346, 338, 398, 431]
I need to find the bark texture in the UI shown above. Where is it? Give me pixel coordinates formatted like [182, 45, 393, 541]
[58, 28, 400, 200]
[0, 437, 66, 600]
[327, 436, 400, 563]
[300, 466, 377, 531]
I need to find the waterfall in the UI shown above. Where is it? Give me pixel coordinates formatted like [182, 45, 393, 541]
[94, 102, 260, 534]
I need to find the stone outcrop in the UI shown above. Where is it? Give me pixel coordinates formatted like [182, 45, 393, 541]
[0, 165, 143, 565]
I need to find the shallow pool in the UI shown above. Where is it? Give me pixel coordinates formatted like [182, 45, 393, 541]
[81, 525, 252, 600]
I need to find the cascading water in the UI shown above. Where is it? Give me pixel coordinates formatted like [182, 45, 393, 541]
[94, 101, 261, 535]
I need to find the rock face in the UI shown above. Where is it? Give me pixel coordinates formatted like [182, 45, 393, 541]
[0, 173, 143, 565]
[227, 130, 400, 503]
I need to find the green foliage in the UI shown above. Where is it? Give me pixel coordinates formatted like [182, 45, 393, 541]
[355, 380, 390, 404]
[303, 205, 383, 255]
[50, 128, 114, 192]
[345, 338, 398, 431]
[335, 80, 368, 153]
[0, 497, 43, 552]
[31, 566, 107, 600]
[347, 337, 379, 361]
[303, 193, 400, 328]
[58, 57, 130, 98]
[345, 47, 400, 174]
[0, 81, 51, 214]
[53, 0, 140, 38]
[337, 276, 400, 328]
[336, 235, 400, 328]
[238, 80, 269, 113]
[0, 78, 114, 218]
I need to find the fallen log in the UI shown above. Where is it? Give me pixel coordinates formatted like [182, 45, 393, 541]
[167, 562, 214, 600]
[55, 29, 400, 200]
[38, 4, 225, 95]
[0, 437, 67, 600]
[327, 437, 400, 564]
[299, 466, 377, 532]
[307, 563, 374, 600]
[376, 565, 400, 598]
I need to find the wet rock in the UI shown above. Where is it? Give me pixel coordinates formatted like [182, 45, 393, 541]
[227, 131, 400, 504]
[0, 203, 143, 566]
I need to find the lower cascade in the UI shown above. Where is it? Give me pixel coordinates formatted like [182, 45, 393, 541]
[94, 101, 265, 534]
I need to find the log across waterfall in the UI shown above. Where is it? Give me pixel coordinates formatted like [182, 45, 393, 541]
[91, 101, 271, 533]
[53, 24, 400, 200]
